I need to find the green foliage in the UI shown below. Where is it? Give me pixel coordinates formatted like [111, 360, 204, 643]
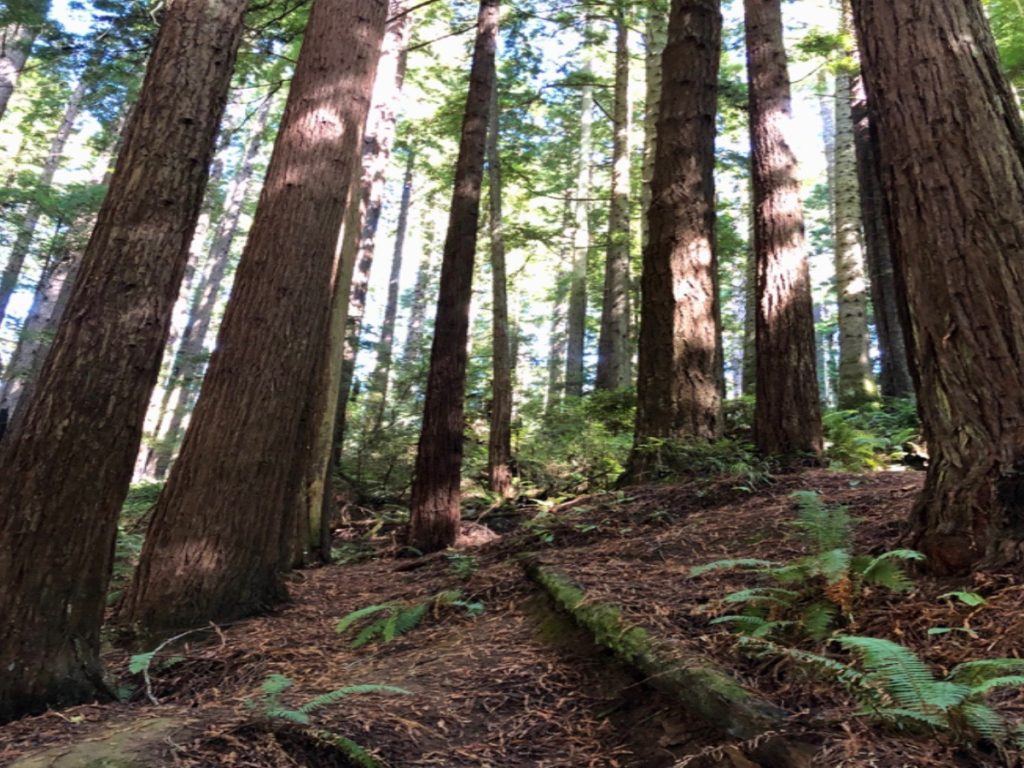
[939, 591, 988, 608]
[823, 399, 920, 470]
[108, 482, 163, 605]
[631, 436, 773, 491]
[248, 673, 408, 727]
[335, 590, 482, 648]
[693, 492, 924, 641]
[446, 551, 479, 580]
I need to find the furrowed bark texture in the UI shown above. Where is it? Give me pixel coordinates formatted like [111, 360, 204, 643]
[745, 0, 823, 459]
[851, 0, 1024, 572]
[641, 0, 668, 255]
[409, 0, 498, 553]
[122, 0, 387, 636]
[633, 0, 722, 462]
[0, 0, 248, 722]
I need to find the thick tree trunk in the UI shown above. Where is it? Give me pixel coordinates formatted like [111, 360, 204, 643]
[850, 0, 1024, 573]
[641, 0, 668, 255]
[486, 78, 513, 498]
[833, 1, 876, 407]
[596, 9, 632, 391]
[565, 19, 593, 398]
[409, 0, 498, 553]
[0, 79, 85, 325]
[744, 0, 823, 459]
[0, 0, 248, 723]
[632, 0, 722, 466]
[0, 22, 36, 124]
[850, 75, 913, 399]
[121, 0, 387, 637]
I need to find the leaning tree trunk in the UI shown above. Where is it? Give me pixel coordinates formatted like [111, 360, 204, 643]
[0, 20, 38, 124]
[631, 0, 722, 474]
[409, 0, 499, 553]
[596, 7, 632, 391]
[745, 0, 823, 459]
[850, 75, 913, 398]
[121, 0, 388, 638]
[565, 18, 594, 398]
[833, 0, 876, 408]
[850, 0, 1024, 573]
[486, 77, 513, 498]
[0, 0, 248, 723]
[0, 78, 85, 326]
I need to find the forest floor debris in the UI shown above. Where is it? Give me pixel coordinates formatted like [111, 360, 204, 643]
[2, 469, 1023, 766]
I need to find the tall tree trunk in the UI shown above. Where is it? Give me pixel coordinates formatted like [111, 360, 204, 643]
[632, 0, 722, 470]
[0, 79, 85, 325]
[409, 0, 499, 553]
[0, 0, 248, 723]
[833, 0, 876, 407]
[0, 21, 37, 124]
[596, 7, 632, 391]
[147, 94, 273, 479]
[402, 233, 434, 365]
[565, 18, 593, 398]
[850, 75, 913, 398]
[369, 149, 414, 428]
[486, 77, 513, 498]
[744, 0, 823, 459]
[741, 236, 756, 397]
[850, 0, 1024, 573]
[641, 0, 668, 255]
[121, 0, 387, 637]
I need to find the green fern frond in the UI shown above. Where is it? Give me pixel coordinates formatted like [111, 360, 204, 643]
[789, 491, 854, 550]
[722, 587, 800, 606]
[801, 601, 838, 640]
[689, 558, 776, 577]
[128, 651, 156, 675]
[860, 549, 924, 591]
[836, 636, 952, 710]
[265, 707, 309, 724]
[299, 685, 410, 714]
[395, 603, 429, 635]
[812, 548, 852, 584]
[949, 659, 1024, 686]
[871, 707, 945, 730]
[352, 620, 387, 649]
[959, 702, 1008, 740]
[261, 673, 293, 696]
[938, 590, 987, 607]
[969, 675, 1024, 696]
[335, 604, 393, 634]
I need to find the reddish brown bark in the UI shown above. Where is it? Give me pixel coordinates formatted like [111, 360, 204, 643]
[745, 0, 823, 459]
[632, 0, 722, 470]
[0, 0, 248, 722]
[851, 0, 1024, 572]
[409, 0, 499, 552]
[122, 0, 388, 636]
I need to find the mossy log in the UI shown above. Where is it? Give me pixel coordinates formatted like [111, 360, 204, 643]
[522, 558, 793, 742]
[9, 717, 186, 767]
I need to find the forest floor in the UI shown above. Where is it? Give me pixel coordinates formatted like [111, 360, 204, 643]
[2, 469, 1024, 767]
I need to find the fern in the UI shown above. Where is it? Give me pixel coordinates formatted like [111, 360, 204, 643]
[948, 659, 1024, 686]
[689, 558, 776, 577]
[837, 636, 963, 711]
[335, 604, 392, 634]
[299, 685, 410, 714]
[337, 591, 478, 649]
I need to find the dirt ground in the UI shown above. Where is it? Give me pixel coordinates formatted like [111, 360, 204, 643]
[2, 468, 1022, 767]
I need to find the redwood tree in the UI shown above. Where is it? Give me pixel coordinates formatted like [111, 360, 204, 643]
[745, 0, 823, 458]
[851, 0, 1024, 572]
[409, 0, 499, 552]
[632, 0, 722, 473]
[122, 0, 388, 636]
[0, 0, 248, 722]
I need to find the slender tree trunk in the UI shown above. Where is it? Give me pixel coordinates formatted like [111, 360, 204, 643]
[486, 77, 513, 498]
[401, 236, 434, 365]
[741, 236, 756, 397]
[369, 149, 414, 428]
[632, 0, 722, 470]
[0, 79, 85, 325]
[409, 0, 499, 553]
[121, 0, 387, 637]
[851, 0, 1024, 573]
[565, 18, 593, 398]
[833, 0, 876, 407]
[0, 0, 248, 723]
[596, 7, 632, 391]
[850, 75, 913, 398]
[641, 0, 669, 255]
[0, 22, 36, 124]
[744, 0, 823, 459]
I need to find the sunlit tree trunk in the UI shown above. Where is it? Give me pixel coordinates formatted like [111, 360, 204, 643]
[0, 0, 249, 722]
[745, 0, 823, 459]
[851, 0, 1024, 572]
[596, 7, 632, 391]
[409, 0, 499, 553]
[641, 0, 668, 255]
[121, 0, 387, 637]
[632, 0, 722, 475]
[0, 18, 39, 124]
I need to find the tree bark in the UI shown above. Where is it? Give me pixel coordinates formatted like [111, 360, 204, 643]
[745, 0, 823, 459]
[0, 21, 37, 124]
[486, 77, 513, 498]
[632, 0, 722, 466]
[596, 8, 633, 391]
[121, 0, 387, 637]
[0, 0, 248, 723]
[850, 0, 1024, 573]
[0, 79, 85, 326]
[409, 0, 499, 553]
[641, 0, 668, 256]
[850, 75, 913, 398]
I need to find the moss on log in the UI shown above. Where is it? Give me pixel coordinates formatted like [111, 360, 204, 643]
[9, 717, 186, 767]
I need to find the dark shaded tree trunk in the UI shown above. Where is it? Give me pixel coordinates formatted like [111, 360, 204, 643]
[745, 0, 823, 459]
[851, 0, 1024, 573]
[486, 77, 513, 498]
[596, 7, 632, 391]
[741, 238, 756, 397]
[0, 0, 248, 723]
[641, 0, 668, 255]
[409, 0, 499, 552]
[632, 0, 722, 471]
[121, 0, 387, 637]
[850, 75, 913, 399]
